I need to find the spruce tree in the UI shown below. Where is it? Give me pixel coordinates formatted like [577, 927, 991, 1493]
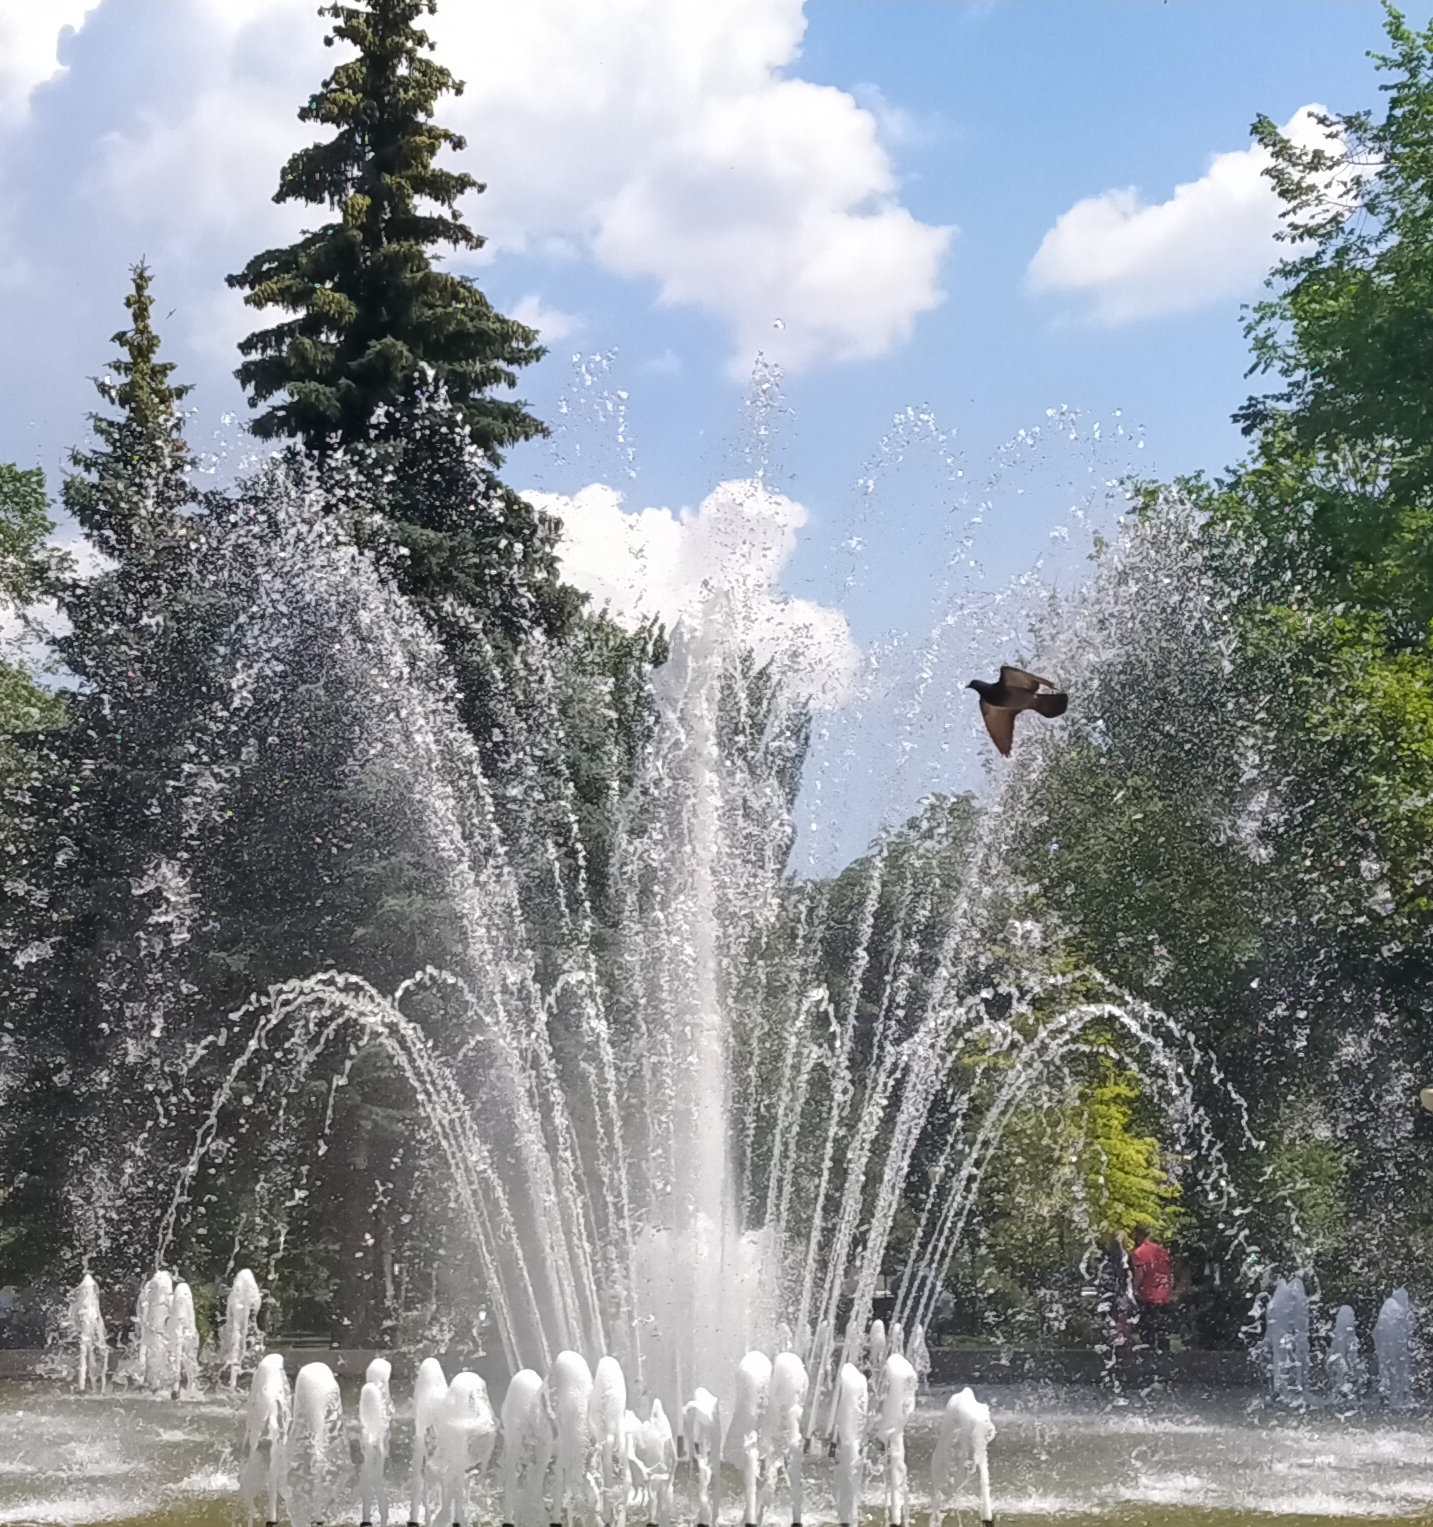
[1, 266, 217, 1283]
[228, 0, 545, 460]
[65, 261, 195, 558]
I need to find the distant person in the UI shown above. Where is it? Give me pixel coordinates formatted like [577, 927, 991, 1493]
[1095, 1232, 1132, 1348]
[1129, 1222, 1174, 1352]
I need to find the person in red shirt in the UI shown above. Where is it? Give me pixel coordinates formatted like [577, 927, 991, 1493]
[1129, 1222, 1174, 1351]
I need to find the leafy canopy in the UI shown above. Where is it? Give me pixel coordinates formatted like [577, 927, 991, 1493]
[0, 464, 59, 610]
[229, 0, 545, 457]
[1235, 5, 1433, 638]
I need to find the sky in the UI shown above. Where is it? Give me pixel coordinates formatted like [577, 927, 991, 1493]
[0, 0, 1423, 864]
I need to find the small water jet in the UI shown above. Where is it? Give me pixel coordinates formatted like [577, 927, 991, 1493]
[288, 1360, 346, 1527]
[1327, 1304, 1361, 1400]
[65, 1271, 107, 1394]
[1263, 1277, 1311, 1406]
[1374, 1287, 1415, 1408]
[165, 1279, 200, 1399]
[366, 1355, 393, 1417]
[627, 1399, 677, 1527]
[240, 1352, 290, 1527]
[763, 1352, 808, 1527]
[828, 1362, 867, 1527]
[931, 1387, 994, 1527]
[218, 1268, 265, 1391]
[409, 1356, 449, 1527]
[589, 1355, 630, 1527]
[132, 1270, 174, 1392]
[875, 1352, 917, 1527]
[907, 1325, 930, 1393]
[500, 1368, 551, 1527]
[727, 1350, 773, 1527]
[549, 1350, 594, 1527]
[681, 1388, 722, 1527]
[359, 1359, 392, 1527]
[432, 1371, 497, 1527]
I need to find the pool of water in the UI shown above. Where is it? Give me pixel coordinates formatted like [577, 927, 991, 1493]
[1, 1378, 1430, 1524]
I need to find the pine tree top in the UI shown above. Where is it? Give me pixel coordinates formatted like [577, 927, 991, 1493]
[64, 263, 195, 560]
[228, 0, 547, 458]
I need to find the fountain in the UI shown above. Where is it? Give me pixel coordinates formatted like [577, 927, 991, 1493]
[366, 1355, 393, 1418]
[1374, 1288, 1415, 1408]
[4, 394, 1423, 1527]
[499, 1368, 551, 1527]
[1263, 1277, 1311, 1405]
[548, 1350, 595, 1527]
[288, 1361, 346, 1527]
[681, 1386, 723, 1527]
[828, 1362, 867, 1527]
[907, 1325, 930, 1393]
[726, 1350, 774, 1527]
[431, 1371, 497, 1527]
[763, 1352, 809, 1527]
[1327, 1304, 1362, 1400]
[240, 1352, 290, 1527]
[359, 1369, 391, 1527]
[164, 1279, 200, 1399]
[218, 1268, 265, 1390]
[130, 1270, 174, 1392]
[590, 1355, 631, 1527]
[99, 466, 1258, 1435]
[65, 1272, 107, 1394]
[932, 1387, 995, 1527]
[409, 1355, 449, 1527]
[875, 1353, 918, 1527]
[867, 1319, 888, 1386]
[628, 1399, 677, 1527]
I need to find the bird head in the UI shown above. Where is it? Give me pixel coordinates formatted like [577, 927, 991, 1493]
[967, 679, 992, 697]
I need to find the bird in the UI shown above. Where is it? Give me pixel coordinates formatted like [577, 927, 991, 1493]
[967, 666, 1068, 756]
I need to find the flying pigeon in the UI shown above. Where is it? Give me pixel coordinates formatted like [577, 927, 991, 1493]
[967, 666, 1068, 756]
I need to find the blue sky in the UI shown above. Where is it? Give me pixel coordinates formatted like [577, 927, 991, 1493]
[507, 1, 1420, 638]
[0, 0, 1423, 861]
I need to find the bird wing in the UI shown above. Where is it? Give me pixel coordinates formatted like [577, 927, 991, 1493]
[979, 698, 1015, 757]
[1000, 665, 1055, 691]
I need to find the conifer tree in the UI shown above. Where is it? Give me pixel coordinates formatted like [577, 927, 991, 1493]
[1, 266, 215, 1283]
[65, 262, 195, 559]
[228, 0, 545, 459]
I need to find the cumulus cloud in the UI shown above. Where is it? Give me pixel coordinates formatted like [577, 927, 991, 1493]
[11, 0, 948, 374]
[0, 1, 100, 122]
[1029, 105, 1336, 325]
[531, 478, 861, 707]
[89, 4, 327, 251]
[509, 294, 579, 343]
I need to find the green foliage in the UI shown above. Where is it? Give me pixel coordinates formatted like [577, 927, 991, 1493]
[229, 0, 545, 458]
[1005, 9, 1433, 1303]
[65, 263, 195, 558]
[0, 270, 222, 1286]
[1264, 1094, 1351, 1266]
[0, 464, 64, 782]
[1080, 1064, 1180, 1243]
[0, 464, 60, 608]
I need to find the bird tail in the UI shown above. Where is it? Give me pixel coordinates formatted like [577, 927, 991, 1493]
[1032, 691, 1068, 718]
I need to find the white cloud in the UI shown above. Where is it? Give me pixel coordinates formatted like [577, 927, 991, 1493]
[0, 1, 100, 122]
[509, 294, 579, 343]
[532, 478, 861, 707]
[1029, 105, 1336, 325]
[23, 0, 947, 374]
[91, 5, 327, 251]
